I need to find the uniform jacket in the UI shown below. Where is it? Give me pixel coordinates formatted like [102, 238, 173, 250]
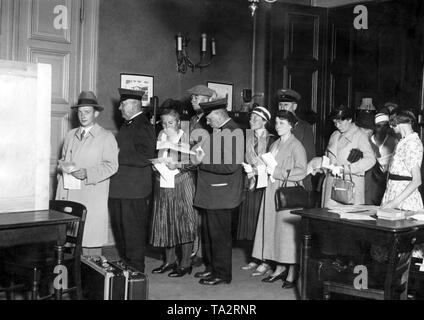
[189, 113, 211, 147]
[194, 119, 245, 210]
[56, 123, 119, 247]
[292, 118, 315, 162]
[322, 123, 376, 206]
[109, 113, 156, 199]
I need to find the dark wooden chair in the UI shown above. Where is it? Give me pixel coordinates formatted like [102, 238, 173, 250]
[3, 200, 87, 300]
[322, 229, 418, 300]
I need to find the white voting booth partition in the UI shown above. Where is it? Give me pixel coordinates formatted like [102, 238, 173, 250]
[0, 60, 52, 213]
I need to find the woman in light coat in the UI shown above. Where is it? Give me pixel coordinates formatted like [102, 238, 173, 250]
[321, 106, 376, 207]
[252, 110, 307, 288]
[319, 105, 376, 260]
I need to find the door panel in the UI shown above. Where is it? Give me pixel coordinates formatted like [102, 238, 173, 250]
[269, 4, 326, 153]
[17, 0, 81, 199]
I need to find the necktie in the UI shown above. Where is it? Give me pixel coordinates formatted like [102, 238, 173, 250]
[81, 130, 85, 140]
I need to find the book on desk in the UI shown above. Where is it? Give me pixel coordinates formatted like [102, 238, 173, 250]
[377, 208, 416, 221]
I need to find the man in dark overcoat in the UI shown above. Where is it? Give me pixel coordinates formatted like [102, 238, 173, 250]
[193, 98, 245, 285]
[108, 88, 156, 272]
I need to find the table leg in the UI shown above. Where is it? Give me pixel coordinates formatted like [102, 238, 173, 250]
[300, 233, 312, 300]
[54, 244, 64, 300]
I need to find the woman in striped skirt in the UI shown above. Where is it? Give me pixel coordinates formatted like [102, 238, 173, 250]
[150, 108, 198, 277]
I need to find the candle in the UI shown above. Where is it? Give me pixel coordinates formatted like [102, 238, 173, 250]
[201, 33, 207, 52]
[211, 38, 216, 56]
[177, 34, 183, 51]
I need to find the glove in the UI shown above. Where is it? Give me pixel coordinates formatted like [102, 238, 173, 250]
[266, 165, 276, 176]
[331, 165, 344, 177]
[347, 148, 363, 163]
[242, 162, 253, 174]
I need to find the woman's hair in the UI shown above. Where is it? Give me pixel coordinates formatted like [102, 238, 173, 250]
[389, 109, 416, 127]
[275, 109, 298, 127]
[160, 108, 180, 121]
[330, 105, 354, 121]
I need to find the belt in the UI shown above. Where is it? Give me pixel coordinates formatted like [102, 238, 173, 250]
[388, 173, 412, 181]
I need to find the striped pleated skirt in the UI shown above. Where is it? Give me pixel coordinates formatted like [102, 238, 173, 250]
[150, 170, 198, 247]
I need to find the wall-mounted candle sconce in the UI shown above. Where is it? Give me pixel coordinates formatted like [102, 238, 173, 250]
[176, 33, 216, 74]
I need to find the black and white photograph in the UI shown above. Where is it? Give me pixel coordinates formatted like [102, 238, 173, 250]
[2, 0, 424, 311]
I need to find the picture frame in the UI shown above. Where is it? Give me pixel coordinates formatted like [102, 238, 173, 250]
[120, 73, 154, 107]
[207, 81, 233, 111]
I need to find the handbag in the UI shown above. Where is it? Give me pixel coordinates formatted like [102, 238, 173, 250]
[274, 170, 310, 211]
[330, 166, 355, 205]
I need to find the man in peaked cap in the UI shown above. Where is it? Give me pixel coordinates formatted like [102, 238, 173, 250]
[109, 88, 156, 272]
[187, 84, 216, 145]
[56, 91, 119, 256]
[192, 98, 245, 285]
[187, 84, 216, 267]
[277, 88, 316, 192]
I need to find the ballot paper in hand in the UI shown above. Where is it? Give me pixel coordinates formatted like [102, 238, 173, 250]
[60, 161, 78, 174]
[156, 140, 196, 155]
[261, 153, 278, 168]
[154, 163, 179, 188]
[63, 172, 81, 190]
[256, 165, 268, 189]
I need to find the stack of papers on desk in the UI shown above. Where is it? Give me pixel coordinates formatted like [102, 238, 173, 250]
[327, 205, 378, 220]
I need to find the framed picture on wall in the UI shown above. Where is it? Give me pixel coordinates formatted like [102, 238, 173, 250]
[207, 81, 233, 111]
[120, 73, 154, 107]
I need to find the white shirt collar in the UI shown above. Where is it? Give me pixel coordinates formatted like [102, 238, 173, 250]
[219, 118, 231, 129]
[130, 111, 143, 121]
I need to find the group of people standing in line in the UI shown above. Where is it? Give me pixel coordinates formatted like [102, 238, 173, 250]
[56, 83, 424, 288]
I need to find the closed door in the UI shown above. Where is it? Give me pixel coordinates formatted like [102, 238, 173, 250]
[268, 3, 327, 154]
[15, 0, 98, 198]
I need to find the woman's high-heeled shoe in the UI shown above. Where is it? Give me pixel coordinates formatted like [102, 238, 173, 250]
[168, 266, 192, 277]
[281, 279, 297, 289]
[282, 268, 298, 289]
[152, 261, 178, 274]
[262, 268, 288, 283]
[241, 262, 258, 271]
[251, 263, 271, 276]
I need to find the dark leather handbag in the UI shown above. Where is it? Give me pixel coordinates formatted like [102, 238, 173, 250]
[330, 168, 355, 205]
[274, 170, 310, 211]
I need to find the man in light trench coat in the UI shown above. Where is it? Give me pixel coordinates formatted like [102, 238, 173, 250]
[56, 91, 119, 256]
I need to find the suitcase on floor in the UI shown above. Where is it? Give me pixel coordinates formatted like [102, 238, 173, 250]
[109, 261, 149, 300]
[81, 255, 127, 300]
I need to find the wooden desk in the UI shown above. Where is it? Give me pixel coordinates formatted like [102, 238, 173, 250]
[0, 210, 79, 300]
[292, 208, 424, 300]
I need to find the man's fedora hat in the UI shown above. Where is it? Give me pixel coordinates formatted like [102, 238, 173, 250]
[199, 98, 228, 114]
[118, 88, 145, 102]
[72, 91, 103, 111]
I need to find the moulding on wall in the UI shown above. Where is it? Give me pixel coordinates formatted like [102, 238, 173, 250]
[311, 0, 373, 7]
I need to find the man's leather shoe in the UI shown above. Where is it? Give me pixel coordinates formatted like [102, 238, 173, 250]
[199, 277, 231, 285]
[152, 261, 178, 274]
[194, 270, 212, 278]
[168, 266, 192, 277]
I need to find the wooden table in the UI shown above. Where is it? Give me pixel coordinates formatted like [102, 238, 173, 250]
[291, 208, 424, 300]
[0, 210, 79, 300]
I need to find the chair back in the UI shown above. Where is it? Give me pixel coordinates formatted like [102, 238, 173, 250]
[384, 228, 418, 299]
[49, 200, 87, 258]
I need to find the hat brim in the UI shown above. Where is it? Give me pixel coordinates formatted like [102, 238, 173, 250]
[72, 104, 104, 111]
